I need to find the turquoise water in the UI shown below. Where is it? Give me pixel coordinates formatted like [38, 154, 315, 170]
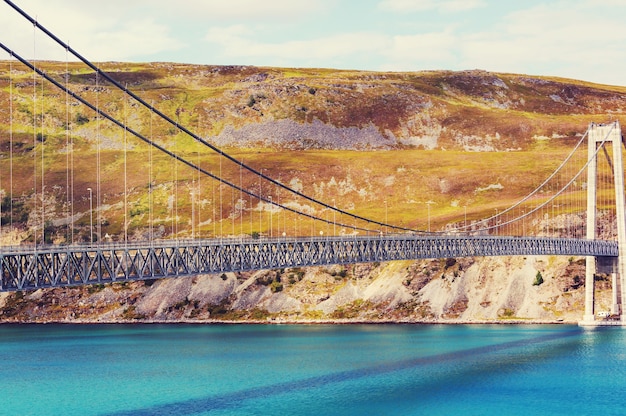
[0, 324, 625, 415]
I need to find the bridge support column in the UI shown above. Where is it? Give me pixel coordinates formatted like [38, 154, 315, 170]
[613, 123, 626, 322]
[612, 272, 620, 315]
[583, 256, 595, 323]
[582, 121, 626, 324]
[583, 123, 599, 323]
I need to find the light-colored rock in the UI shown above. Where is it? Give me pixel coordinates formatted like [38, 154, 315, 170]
[0, 292, 10, 309]
[363, 263, 413, 309]
[261, 293, 302, 313]
[316, 282, 361, 314]
[188, 274, 236, 306]
[135, 277, 192, 317]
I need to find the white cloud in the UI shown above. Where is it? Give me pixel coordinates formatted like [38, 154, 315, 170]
[3, 0, 626, 85]
[205, 25, 253, 46]
[460, 2, 626, 84]
[205, 26, 390, 65]
[372, 0, 626, 84]
[7, 0, 328, 22]
[2, 0, 332, 63]
[378, 0, 486, 13]
[163, 0, 329, 20]
[439, 0, 487, 12]
[1, 1, 183, 61]
[90, 19, 184, 61]
[380, 31, 459, 70]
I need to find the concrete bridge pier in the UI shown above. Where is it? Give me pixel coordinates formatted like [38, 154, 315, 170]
[612, 272, 621, 315]
[583, 256, 595, 323]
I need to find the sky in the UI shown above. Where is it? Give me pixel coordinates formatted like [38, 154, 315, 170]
[2, 0, 626, 86]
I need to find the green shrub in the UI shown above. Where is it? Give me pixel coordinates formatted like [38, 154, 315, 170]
[1, 197, 30, 225]
[533, 271, 544, 286]
[249, 308, 270, 320]
[87, 284, 105, 294]
[501, 308, 515, 317]
[121, 306, 145, 320]
[75, 113, 89, 125]
[445, 258, 456, 269]
[270, 281, 283, 293]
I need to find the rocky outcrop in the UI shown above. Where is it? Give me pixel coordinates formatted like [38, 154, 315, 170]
[0, 255, 610, 324]
[211, 119, 396, 150]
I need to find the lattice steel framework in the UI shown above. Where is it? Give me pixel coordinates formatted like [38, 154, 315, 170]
[0, 235, 616, 291]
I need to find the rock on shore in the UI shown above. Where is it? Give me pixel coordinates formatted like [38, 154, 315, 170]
[0, 255, 610, 324]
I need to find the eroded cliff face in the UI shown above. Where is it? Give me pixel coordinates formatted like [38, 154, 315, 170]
[0, 255, 611, 323]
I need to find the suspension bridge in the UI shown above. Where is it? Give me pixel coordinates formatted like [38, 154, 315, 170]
[1, 1, 625, 325]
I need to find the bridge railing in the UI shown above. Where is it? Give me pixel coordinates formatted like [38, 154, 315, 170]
[0, 234, 617, 254]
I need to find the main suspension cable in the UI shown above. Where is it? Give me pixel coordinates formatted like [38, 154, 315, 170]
[474, 126, 613, 234]
[0, 42, 382, 235]
[451, 129, 590, 233]
[4, 0, 416, 233]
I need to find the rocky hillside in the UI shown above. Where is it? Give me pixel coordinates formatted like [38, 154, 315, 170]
[0, 62, 624, 323]
[3, 62, 626, 153]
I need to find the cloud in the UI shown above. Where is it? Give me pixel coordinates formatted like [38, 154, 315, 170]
[1, 1, 184, 61]
[59, 0, 330, 22]
[2, 0, 332, 62]
[163, 0, 329, 20]
[380, 31, 459, 71]
[90, 19, 184, 61]
[8, 0, 327, 21]
[459, 2, 626, 84]
[378, 0, 486, 13]
[4, 0, 626, 86]
[205, 26, 390, 66]
[373, 0, 626, 85]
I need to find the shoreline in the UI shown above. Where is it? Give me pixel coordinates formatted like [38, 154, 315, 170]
[0, 318, 576, 325]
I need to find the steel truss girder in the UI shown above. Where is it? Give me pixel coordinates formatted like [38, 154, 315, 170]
[0, 236, 617, 291]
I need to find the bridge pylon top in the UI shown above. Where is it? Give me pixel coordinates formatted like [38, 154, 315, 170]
[588, 121, 621, 144]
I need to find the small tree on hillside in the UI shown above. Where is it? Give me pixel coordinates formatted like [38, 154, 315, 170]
[533, 271, 544, 286]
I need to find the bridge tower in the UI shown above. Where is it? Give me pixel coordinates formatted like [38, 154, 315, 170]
[582, 121, 626, 324]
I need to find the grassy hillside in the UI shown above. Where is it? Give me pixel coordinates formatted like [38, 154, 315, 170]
[0, 61, 623, 243]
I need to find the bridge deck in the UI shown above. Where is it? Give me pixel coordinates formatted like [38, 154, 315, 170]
[0, 235, 617, 292]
